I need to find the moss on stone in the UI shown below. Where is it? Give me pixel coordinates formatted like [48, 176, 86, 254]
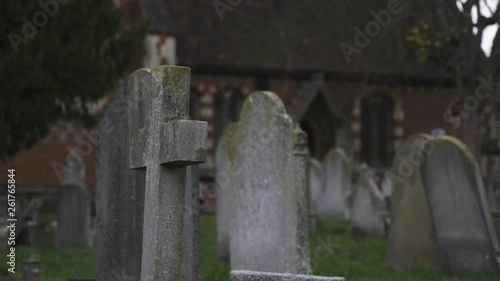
[165, 66, 190, 102]
[130, 128, 139, 139]
[151, 65, 190, 100]
[223, 123, 240, 167]
[428, 135, 476, 165]
[492, 211, 500, 219]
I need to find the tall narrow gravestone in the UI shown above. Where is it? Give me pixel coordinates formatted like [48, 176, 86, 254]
[308, 158, 322, 231]
[418, 136, 500, 273]
[228, 92, 311, 274]
[56, 151, 91, 248]
[350, 164, 386, 237]
[215, 126, 238, 262]
[96, 70, 149, 281]
[129, 66, 207, 281]
[320, 148, 351, 219]
[385, 134, 438, 270]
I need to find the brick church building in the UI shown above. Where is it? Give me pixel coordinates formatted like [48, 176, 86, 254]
[2, 0, 499, 204]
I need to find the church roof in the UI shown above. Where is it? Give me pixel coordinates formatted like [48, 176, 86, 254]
[162, 0, 449, 79]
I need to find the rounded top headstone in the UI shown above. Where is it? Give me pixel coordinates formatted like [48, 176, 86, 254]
[240, 91, 287, 120]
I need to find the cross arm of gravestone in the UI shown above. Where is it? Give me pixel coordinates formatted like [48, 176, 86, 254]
[130, 120, 207, 168]
[129, 66, 207, 169]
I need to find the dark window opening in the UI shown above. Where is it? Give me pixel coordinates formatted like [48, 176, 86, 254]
[255, 76, 270, 91]
[360, 93, 394, 168]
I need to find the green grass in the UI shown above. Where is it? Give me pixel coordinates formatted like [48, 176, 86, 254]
[2, 216, 499, 281]
[1, 242, 95, 281]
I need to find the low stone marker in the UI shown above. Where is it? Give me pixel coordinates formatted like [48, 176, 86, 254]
[129, 66, 207, 281]
[350, 164, 386, 237]
[419, 136, 500, 273]
[228, 92, 310, 274]
[229, 270, 345, 281]
[56, 151, 91, 248]
[320, 148, 351, 219]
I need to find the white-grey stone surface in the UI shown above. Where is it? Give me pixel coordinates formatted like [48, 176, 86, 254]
[229, 270, 345, 281]
[320, 148, 351, 219]
[350, 164, 386, 236]
[308, 158, 322, 230]
[228, 92, 310, 274]
[308, 159, 322, 216]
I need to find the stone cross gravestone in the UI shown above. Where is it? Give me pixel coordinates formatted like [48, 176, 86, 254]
[229, 270, 345, 281]
[385, 134, 439, 271]
[350, 164, 386, 237]
[308, 158, 322, 231]
[96, 70, 149, 281]
[320, 148, 351, 219]
[419, 136, 500, 273]
[129, 65, 207, 281]
[215, 125, 238, 262]
[228, 91, 310, 274]
[183, 165, 201, 281]
[56, 150, 91, 248]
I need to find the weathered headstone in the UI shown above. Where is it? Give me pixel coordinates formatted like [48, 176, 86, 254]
[215, 126, 237, 262]
[308, 158, 322, 231]
[418, 136, 500, 273]
[56, 151, 91, 248]
[228, 92, 311, 274]
[350, 164, 386, 237]
[96, 66, 204, 281]
[320, 148, 351, 219]
[96, 69, 148, 281]
[129, 65, 207, 281]
[229, 270, 345, 281]
[385, 134, 438, 270]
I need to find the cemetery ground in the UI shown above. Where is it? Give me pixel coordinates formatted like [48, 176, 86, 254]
[2, 216, 498, 281]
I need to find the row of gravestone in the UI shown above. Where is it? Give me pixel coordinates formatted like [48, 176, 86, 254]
[306, 149, 389, 237]
[92, 65, 345, 281]
[217, 122, 500, 275]
[315, 134, 500, 273]
[77, 64, 500, 280]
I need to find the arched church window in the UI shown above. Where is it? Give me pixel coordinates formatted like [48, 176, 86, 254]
[360, 93, 394, 168]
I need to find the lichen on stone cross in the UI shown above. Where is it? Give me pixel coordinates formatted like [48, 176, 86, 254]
[128, 65, 207, 281]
